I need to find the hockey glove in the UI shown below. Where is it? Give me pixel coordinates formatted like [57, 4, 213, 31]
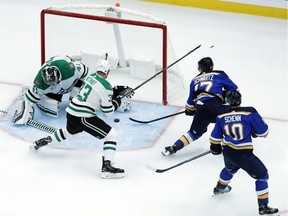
[113, 85, 134, 98]
[185, 105, 196, 116]
[112, 96, 121, 111]
[210, 143, 222, 155]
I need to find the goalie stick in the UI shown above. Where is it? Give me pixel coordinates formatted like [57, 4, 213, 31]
[146, 150, 211, 173]
[0, 109, 57, 134]
[129, 110, 185, 124]
[121, 44, 210, 98]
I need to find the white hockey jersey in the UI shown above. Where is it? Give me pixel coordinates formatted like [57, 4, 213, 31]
[66, 73, 115, 118]
[25, 55, 88, 105]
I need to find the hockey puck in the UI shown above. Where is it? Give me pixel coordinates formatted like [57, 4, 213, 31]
[114, 118, 120, 123]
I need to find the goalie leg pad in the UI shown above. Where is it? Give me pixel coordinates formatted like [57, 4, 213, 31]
[21, 85, 31, 98]
[37, 96, 59, 118]
[12, 100, 35, 125]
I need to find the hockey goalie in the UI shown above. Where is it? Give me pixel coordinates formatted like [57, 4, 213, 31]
[12, 55, 134, 125]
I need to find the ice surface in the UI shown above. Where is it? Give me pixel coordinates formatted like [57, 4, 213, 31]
[0, 0, 287, 216]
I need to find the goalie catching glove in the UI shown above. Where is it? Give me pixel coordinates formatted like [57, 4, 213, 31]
[12, 100, 35, 125]
[112, 85, 134, 112]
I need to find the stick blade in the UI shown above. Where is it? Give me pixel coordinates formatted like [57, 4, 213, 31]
[145, 164, 167, 173]
[129, 117, 149, 124]
[145, 164, 157, 172]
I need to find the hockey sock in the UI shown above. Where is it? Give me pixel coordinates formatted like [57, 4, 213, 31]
[52, 128, 73, 142]
[174, 131, 195, 150]
[217, 167, 235, 188]
[103, 140, 116, 162]
[256, 173, 269, 204]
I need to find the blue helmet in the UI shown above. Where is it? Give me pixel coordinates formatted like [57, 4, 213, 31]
[198, 57, 214, 73]
[225, 90, 242, 106]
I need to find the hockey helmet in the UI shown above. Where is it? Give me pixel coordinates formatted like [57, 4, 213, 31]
[198, 57, 214, 73]
[225, 90, 242, 106]
[42, 66, 61, 85]
[96, 60, 111, 75]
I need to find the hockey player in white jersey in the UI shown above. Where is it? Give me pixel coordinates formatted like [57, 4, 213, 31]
[12, 55, 89, 124]
[31, 60, 133, 179]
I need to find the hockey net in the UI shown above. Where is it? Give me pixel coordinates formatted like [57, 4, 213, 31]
[41, 4, 187, 105]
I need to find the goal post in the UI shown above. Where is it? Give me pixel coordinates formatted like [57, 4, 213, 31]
[40, 4, 186, 105]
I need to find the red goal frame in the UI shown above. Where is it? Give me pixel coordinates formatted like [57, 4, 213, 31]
[40, 8, 169, 105]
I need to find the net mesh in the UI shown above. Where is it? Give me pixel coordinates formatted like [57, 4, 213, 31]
[42, 4, 186, 104]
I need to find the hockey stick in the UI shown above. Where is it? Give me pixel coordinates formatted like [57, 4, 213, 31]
[146, 150, 211, 173]
[129, 110, 185, 124]
[0, 109, 57, 134]
[121, 44, 204, 98]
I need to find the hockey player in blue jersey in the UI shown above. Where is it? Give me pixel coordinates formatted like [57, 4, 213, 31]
[210, 90, 279, 215]
[162, 57, 238, 156]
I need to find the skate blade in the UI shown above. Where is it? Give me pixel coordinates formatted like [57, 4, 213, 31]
[260, 213, 280, 216]
[101, 172, 125, 179]
[29, 145, 37, 151]
[211, 190, 231, 197]
[161, 151, 170, 156]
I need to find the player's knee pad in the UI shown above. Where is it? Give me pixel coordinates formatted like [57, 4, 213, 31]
[37, 96, 59, 118]
[105, 128, 118, 142]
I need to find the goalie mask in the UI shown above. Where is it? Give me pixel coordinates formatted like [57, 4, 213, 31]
[42, 66, 61, 85]
[96, 60, 111, 75]
[198, 57, 214, 73]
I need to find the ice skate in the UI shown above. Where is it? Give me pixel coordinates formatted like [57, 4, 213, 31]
[213, 185, 232, 196]
[101, 157, 125, 179]
[30, 136, 52, 150]
[161, 145, 177, 156]
[259, 203, 279, 215]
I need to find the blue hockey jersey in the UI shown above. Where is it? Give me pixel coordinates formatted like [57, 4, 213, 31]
[210, 107, 269, 152]
[187, 70, 238, 107]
